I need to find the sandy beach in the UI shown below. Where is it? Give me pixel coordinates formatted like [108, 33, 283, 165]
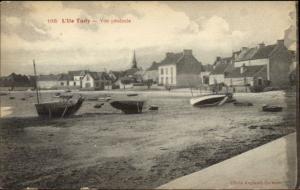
[0, 90, 296, 189]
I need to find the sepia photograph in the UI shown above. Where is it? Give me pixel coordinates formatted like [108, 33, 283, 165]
[0, 1, 298, 189]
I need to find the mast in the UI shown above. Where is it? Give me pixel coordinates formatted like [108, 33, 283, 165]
[33, 59, 40, 104]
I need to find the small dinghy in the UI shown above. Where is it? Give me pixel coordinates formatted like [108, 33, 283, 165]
[190, 93, 233, 107]
[110, 100, 145, 114]
[262, 105, 283, 112]
[94, 103, 104, 109]
[87, 97, 99, 101]
[9, 97, 15, 100]
[149, 105, 159, 111]
[127, 93, 138, 97]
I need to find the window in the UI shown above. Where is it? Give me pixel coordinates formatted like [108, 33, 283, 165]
[166, 68, 168, 75]
[171, 67, 173, 75]
[161, 77, 164, 84]
[86, 75, 90, 81]
[60, 82, 64, 86]
[161, 68, 164, 75]
[166, 77, 168, 85]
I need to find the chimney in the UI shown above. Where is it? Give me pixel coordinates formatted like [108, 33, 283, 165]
[258, 42, 265, 48]
[277, 39, 284, 46]
[183, 49, 192, 55]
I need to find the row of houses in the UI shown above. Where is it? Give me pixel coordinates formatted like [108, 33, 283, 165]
[143, 39, 296, 91]
[0, 39, 296, 91]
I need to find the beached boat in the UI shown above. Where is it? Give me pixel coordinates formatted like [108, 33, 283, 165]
[32, 60, 84, 118]
[190, 93, 232, 107]
[262, 105, 283, 112]
[35, 97, 84, 118]
[127, 93, 138, 97]
[110, 100, 145, 114]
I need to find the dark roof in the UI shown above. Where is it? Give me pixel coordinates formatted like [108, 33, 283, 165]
[58, 73, 72, 81]
[38, 74, 60, 81]
[124, 68, 139, 76]
[251, 45, 277, 60]
[210, 63, 230, 75]
[87, 72, 111, 80]
[157, 51, 203, 74]
[68, 70, 88, 77]
[159, 53, 183, 66]
[147, 62, 159, 71]
[235, 47, 258, 61]
[225, 65, 266, 78]
[235, 44, 278, 62]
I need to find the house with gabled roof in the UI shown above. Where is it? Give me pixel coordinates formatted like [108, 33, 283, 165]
[157, 49, 204, 87]
[209, 56, 234, 85]
[68, 70, 89, 88]
[233, 40, 294, 87]
[143, 61, 159, 83]
[224, 65, 268, 89]
[81, 71, 112, 90]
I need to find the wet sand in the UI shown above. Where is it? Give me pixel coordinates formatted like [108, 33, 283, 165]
[0, 90, 296, 189]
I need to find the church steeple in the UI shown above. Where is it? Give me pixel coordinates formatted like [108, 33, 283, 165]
[131, 50, 138, 69]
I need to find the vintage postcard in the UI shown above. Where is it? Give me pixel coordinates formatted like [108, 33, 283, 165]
[0, 1, 298, 189]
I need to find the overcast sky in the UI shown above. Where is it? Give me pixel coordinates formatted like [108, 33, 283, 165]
[1, 1, 296, 75]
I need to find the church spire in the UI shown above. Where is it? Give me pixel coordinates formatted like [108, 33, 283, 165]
[132, 50, 137, 69]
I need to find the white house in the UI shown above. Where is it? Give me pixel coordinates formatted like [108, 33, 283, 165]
[68, 70, 88, 88]
[157, 49, 204, 87]
[82, 71, 112, 90]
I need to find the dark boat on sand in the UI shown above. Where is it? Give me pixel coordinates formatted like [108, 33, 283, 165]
[110, 100, 145, 114]
[35, 97, 84, 118]
[127, 93, 138, 97]
[33, 60, 84, 118]
[262, 105, 283, 112]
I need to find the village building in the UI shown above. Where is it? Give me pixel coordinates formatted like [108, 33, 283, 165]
[233, 40, 294, 87]
[68, 70, 89, 88]
[143, 61, 159, 83]
[199, 64, 213, 85]
[118, 51, 143, 89]
[224, 65, 268, 92]
[37, 74, 60, 89]
[81, 71, 112, 90]
[157, 49, 204, 87]
[57, 74, 73, 89]
[209, 56, 233, 85]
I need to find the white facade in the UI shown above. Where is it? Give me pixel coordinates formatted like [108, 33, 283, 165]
[209, 74, 225, 85]
[234, 58, 270, 80]
[158, 65, 176, 86]
[82, 73, 95, 88]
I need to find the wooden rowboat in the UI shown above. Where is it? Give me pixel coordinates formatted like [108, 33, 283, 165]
[35, 96, 84, 118]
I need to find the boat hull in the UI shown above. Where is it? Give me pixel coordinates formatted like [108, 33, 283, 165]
[35, 97, 84, 118]
[110, 100, 144, 114]
[190, 94, 227, 107]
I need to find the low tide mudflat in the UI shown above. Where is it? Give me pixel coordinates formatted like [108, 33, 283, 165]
[0, 90, 296, 189]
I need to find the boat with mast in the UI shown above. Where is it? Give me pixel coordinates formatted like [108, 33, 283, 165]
[33, 60, 84, 118]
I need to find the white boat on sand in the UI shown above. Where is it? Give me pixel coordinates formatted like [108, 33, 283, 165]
[190, 93, 232, 107]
